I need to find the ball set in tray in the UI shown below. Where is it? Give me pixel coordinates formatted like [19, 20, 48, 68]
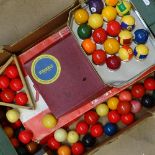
[74, 0, 149, 70]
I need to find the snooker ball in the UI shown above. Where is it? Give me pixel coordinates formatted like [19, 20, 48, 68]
[108, 110, 121, 123]
[119, 90, 132, 102]
[26, 141, 39, 154]
[76, 121, 89, 135]
[3, 126, 14, 138]
[105, 0, 118, 6]
[58, 145, 71, 155]
[71, 142, 85, 155]
[107, 97, 119, 110]
[11, 119, 22, 129]
[141, 94, 155, 108]
[67, 131, 79, 144]
[92, 28, 107, 44]
[14, 126, 25, 138]
[104, 122, 118, 136]
[117, 101, 131, 115]
[82, 133, 96, 147]
[42, 114, 57, 129]
[104, 38, 120, 55]
[6, 109, 20, 123]
[54, 128, 68, 142]
[77, 24, 92, 40]
[48, 136, 60, 150]
[92, 49, 107, 65]
[84, 110, 99, 125]
[106, 55, 121, 70]
[90, 123, 104, 137]
[1, 88, 15, 103]
[0, 75, 10, 89]
[5, 65, 19, 79]
[88, 13, 103, 29]
[131, 83, 145, 98]
[130, 100, 142, 113]
[144, 77, 155, 90]
[15, 92, 28, 106]
[10, 78, 23, 91]
[95, 103, 109, 116]
[16, 146, 28, 155]
[121, 113, 134, 125]
[10, 138, 20, 148]
[106, 21, 121, 37]
[102, 6, 117, 22]
[74, 9, 89, 25]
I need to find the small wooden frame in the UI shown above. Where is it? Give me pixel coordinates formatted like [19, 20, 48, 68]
[0, 54, 35, 110]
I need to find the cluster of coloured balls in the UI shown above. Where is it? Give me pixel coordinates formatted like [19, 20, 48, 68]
[74, 0, 149, 70]
[0, 65, 28, 106]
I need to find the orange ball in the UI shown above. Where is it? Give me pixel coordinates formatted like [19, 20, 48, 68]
[105, 0, 118, 6]
[58, 145, 71, 155]
[81, 39, 96, 54]
[4, 126, 14, 138]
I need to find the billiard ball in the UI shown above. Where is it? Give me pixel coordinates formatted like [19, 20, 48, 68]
[131, 83, 145, 98]
[74, 9, 89, 25]
[84, 111, 99, 125]
[119, 90, 132, 102]
[76, 121, 89, 135]
[106, 55, 121, 70]
[3, 126, 14, 138]
[92, 49, 107, 65]
[105, 0, 118, 6]
[67, 131, 79, 144]
[117, 101, 131, 115]
[58, 145, 71, 155]
[48, 136, 60, 150]
[88, 14, 103, 29]
[26, 141, 39, 154]
[107, 97, 119, 110]
[90, 123, 103, 137]
[104, 122, 118, 136]
[141, 94, 155, 108]
[0, 75, 10, 89]
[82, 133, 96, 147]
[14, 126, 25, 138]
[95, 103, 109, 116]
[106, 21, 121, 37]
[5, 65, 19, 79]
[71, 142, 85, 155]
[18, 129, 33, 144]
[42, 114, 57, 129]
[11, 119, 22, 129]
[6, 109, 20, 123]
[92, 28, 107, 44]
[121, 113, 134, 125]
[130, 100, 142, 113]
[10, 137, 20, 148]
[108, 110, 121, 123]
[16, 146, 28, 155]
[144, 77, 155, 90]
[54, 128, 68, 142]
[15, 92, 28, 106]
[10, 78, 23, 91]
[1, 88, 15, 103]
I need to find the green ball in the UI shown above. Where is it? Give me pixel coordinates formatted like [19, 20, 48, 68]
[77, 24, 92, 39]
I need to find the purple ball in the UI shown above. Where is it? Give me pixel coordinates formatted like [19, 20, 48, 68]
[88, 0, 104, 14]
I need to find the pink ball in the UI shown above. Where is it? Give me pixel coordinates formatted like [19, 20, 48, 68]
[130, 100, 142, 113]
[119, 90, 132, 102]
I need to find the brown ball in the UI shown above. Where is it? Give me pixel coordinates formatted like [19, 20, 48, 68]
[26, 141, 39, 154]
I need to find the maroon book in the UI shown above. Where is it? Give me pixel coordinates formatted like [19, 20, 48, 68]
[23, 34, 110, 118]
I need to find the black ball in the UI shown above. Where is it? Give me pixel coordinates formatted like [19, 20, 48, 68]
[82, 133, 96, 148]
[16, 146, 28, 155]
[141, 94, 155, 108]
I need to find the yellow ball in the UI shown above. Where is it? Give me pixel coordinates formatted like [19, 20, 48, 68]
[67, 131, 79, 144]
[88, 14, 103, 29]
[107, 97, 119, 110]
[102, 6, 117, 22]
[105, 0, 118, 6]
[104, 38, 120, 55]
[6, 109, 20, 123]
[42, 114, 57, 128]
[74, 8, 89, 25]
[96, 103, 109, 116]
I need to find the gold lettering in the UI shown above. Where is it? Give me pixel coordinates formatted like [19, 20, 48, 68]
[39, 64, 53, 75]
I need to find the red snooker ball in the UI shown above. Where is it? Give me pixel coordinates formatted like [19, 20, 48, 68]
[92, 49, 107, 65]
[10, 137, 20, 148]
[107, 21, 121, 37]
[121, 113, 134, 125]
[76, 121, 89, 135]
[108, 110, 121, 123]
[119, 90, 132, 102]
[0, 75, 10, 89]
[144, 77, 155, 90]
[47, 136, 60, 150]
[71, 142, 85, 155]
[84, 111, 99, 125]
[131, 83, 145, 98]
[10, 78, 23, 91]
[5, 65, 19, 79]
[15, 92, 28, 106]
[90, 123, 103, 137]
[1, 88, 15, 103]
[92, 28, 107, 44]
[117, 101, 131, 115]
[11, 119, 22, 129]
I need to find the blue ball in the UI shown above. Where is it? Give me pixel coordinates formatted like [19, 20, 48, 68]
[104, 122, 118, 136]
[134, 29, 149, 44]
